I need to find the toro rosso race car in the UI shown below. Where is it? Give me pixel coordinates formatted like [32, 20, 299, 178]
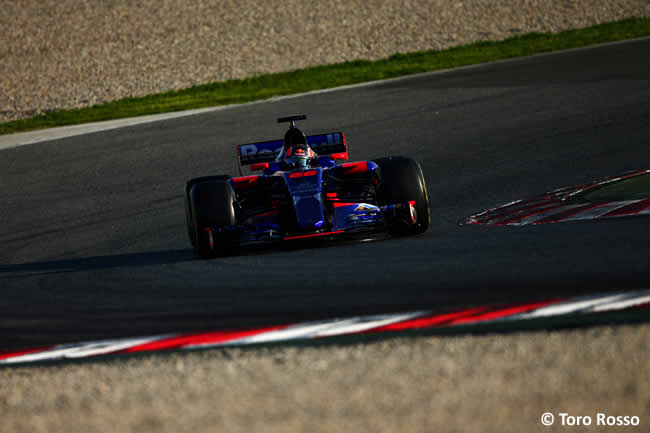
[184, 115, 429, 257]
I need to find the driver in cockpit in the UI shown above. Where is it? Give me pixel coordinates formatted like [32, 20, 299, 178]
[280, 126, 316, 169]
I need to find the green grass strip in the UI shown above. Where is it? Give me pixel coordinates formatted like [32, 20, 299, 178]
[2, 17, 649, 135]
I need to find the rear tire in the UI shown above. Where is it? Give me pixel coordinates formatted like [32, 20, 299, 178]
[186, 178, 237, 258]
[373, 156, 430, 235]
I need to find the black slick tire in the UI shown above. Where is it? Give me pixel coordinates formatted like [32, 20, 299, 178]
[184, 175, 231, 250]
[373, 156, 430, 235]
[185, 177, 236, 258]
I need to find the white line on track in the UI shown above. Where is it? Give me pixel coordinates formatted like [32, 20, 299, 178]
[1, 36, 649, 152]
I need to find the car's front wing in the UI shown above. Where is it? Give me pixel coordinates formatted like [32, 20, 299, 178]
[204, 201, 416, 249]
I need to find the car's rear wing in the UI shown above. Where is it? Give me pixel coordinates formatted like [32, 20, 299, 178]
[237, 132, 348, 174]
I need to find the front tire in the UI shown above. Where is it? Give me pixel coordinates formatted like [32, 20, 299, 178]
[184, 175, 231, 249]
[186, 178, 237, 258]
[373, 156, 430, 235]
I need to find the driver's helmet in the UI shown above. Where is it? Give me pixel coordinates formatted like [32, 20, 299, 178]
[283, 127, 316, 168]
[286, 143, 315, 168]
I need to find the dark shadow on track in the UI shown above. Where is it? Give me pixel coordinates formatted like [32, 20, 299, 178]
[0, 234, 386, 277]
[0, 249, 196, 275]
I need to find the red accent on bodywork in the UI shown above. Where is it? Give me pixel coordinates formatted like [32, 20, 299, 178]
[250, 162, 270, 171]
[232, 175, 259, 188]
[326, 192, 338, 198]
[253, 210, 280, 218]
[332, 202, 356, 208]
[329, 152, 349, 161]
[204, 227, 214, 249]
[122, 325, 290, 353]
[341, 161, 368, 174]
[284, 230, 344, 240]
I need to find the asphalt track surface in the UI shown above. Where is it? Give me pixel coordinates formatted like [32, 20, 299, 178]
[1, 39, 649, 351]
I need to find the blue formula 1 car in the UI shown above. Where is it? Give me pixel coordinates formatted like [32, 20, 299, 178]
[184, 115, 429, 257]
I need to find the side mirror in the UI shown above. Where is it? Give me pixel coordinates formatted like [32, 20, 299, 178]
[317, 156, 336, 168]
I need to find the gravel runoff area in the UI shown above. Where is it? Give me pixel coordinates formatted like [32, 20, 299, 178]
[2, 0, 649, 123]
[1, 324, 648, 433]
